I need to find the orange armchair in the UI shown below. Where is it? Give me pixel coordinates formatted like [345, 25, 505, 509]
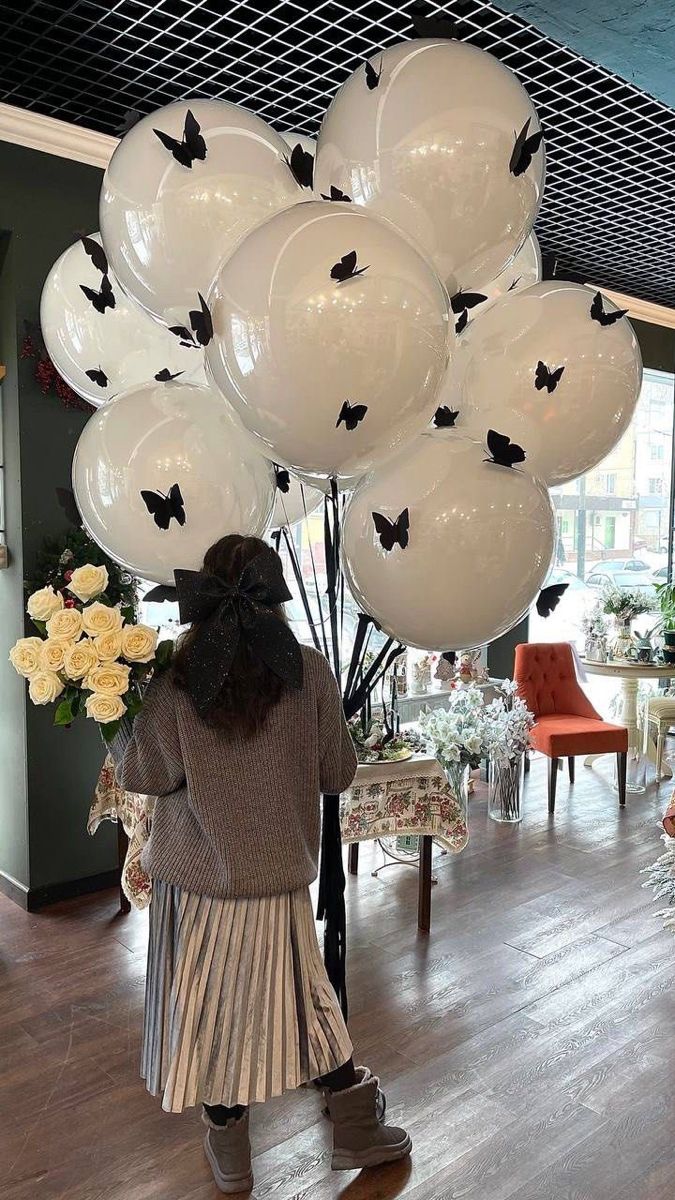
[514, 643, 628, 812]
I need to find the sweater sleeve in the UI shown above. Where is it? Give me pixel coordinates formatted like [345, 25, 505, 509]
[317, 658, 358, 795]
[108, 672, 185, 796]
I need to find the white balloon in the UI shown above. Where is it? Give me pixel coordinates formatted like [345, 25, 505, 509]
[72, 382, 275, 585]
[270, 472, 324, 528]
[459, 232, 541, 324]
[40, 234, 204, 406]
[280, 131, 316, 156]
[342, 434, 555, 650]
[206, 202, 449, 481]
[446, 281, 643, 487]
[315, 39, 545, 288]
[100, 100, 302, 328]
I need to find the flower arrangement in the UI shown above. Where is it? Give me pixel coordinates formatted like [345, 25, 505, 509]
[482, 680, 534, 768]
[348, 715, 424, 763]
[419, 683, 487, 770]
[601, 585, 653, 622]
[581, 603, 609, 640]
[10, 564, 172, 741]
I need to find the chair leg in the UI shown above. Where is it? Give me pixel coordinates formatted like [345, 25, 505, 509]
[548, 757, 559, 814]
[617, 752, 627, 807]
[656, 727, 665, 783]
[568, 756, 575, 784]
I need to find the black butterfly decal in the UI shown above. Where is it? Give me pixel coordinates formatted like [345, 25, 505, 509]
[321, 185, 352, 202]
[336, 400, 368, 430]
[116, 109, 142, 137]
[330, 250, 369, 282]
[450, 289, 487, 334]
[284, 143, 314, 189]
[536, 583, 568, 618]
[510, 118, 544, 177]
[153, 109, 206, 169]
[85, 365, 109, 388]
[508, 276, 521, 291]
[411, 2, 457, 38]
[365, 58, 383, 90]
[154, 368, 184, 382]
[372, 508, 409, 552]
[169, 292, 213, 347]
[534, 361, 565, 393]
[274, 465, 290, 493]
[80, 235, 108, 276]
[79, 274, 115, 315]
[140, 483, 186, 530]
[484, 429, 526, 469]
[455, 309, 468, 334]
[590, 291, 628, 327]
[143, 583, 179, 603]
[433, 406, 459, 428]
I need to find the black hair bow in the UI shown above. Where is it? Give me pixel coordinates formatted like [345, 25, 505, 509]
[174, 551, 303, 717]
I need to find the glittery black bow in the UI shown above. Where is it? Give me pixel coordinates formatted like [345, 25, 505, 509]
[174, 551, 303, 717]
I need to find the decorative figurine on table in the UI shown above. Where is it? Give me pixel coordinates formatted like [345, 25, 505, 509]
[411, 654, 432, 694]
[456, 650, 489, 686]
[581, 603, 609, 663]
[434, 651, 456, 689]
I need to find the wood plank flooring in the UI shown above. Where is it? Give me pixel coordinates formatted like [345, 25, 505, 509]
[1, 753, 673, 1199]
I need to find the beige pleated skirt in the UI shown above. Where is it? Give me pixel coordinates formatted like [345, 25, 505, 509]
[142, 879, 353, 1113]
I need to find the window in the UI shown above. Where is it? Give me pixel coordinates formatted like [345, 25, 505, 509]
[651, 444, 665, 460]
[649, 477, 663, 495]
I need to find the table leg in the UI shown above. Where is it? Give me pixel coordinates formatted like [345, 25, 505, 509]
[348, 843, 359, 875]
[117, 823, 131, 915]
[418, 836, 432, 933]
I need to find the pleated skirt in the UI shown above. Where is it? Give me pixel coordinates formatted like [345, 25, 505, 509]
[142, 879, 353, 1113]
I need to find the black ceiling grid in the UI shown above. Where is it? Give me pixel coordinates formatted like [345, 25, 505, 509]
[0, 1, 674, 308]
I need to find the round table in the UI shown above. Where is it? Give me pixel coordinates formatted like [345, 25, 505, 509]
[581, 658, 675, 792]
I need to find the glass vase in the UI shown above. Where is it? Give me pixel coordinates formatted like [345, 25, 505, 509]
[488, 753, 525, 823]
[442, 761, 470, 851]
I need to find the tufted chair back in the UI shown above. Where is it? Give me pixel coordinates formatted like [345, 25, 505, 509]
[514, 643, 600, 721]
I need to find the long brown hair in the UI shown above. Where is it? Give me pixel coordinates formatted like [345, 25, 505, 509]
[172, 534, 290, 737]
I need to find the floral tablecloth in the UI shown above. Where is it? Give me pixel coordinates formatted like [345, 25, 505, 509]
[89, 751, 468, 910]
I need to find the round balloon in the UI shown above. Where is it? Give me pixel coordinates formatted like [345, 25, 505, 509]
[342, 433, 555, 650]
[270, 468, 324, 528]
[315, 39, 545, 288]
[206, 202, 450, 481]
[40, 233, 204, 406]
[73, 382, 275, 584]
[100, 100, 302, 328]
[454, 232, 541, 331]
[447, 282, 643, 487]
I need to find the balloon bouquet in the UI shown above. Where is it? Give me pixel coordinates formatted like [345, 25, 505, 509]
[41, 36, 642, 670]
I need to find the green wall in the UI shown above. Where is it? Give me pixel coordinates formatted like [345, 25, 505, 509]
[0, 140, 115, 903]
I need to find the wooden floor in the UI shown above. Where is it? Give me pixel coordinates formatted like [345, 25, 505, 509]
[1, 754, 674, 1200]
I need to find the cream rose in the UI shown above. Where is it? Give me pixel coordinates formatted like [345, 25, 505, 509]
[68, 564, 109, 603]
[39, 639, 68, 673]
[85, 692, 126, 724]
[9, 637, 44, 678]
[63, 639, 99, 681]
[93, 630, 123, 662]
[27, 586, 64, 622]
[46, 607, 83, 642]
[84, 662, 131, 696]
[82, 602, 123, 638]
[28, 671, 65, 705]
[121, 623, 158, 664]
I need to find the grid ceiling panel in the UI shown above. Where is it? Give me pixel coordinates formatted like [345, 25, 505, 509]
[1, 0, 674, 308]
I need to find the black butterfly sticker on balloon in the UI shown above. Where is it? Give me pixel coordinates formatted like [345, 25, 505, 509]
[154, 368, 184, 382]
[508, 276, 521, 291]
[274, 465, 290, 493]
[85, 366, 109, 388]
[510, 118, 544, 177]
[79, 274, 115, 315]
[284, 143, 314, 189]
[484, 429, 526, 469]
[144, 583, 179, 603]
[169, 292, 213, 348]
[140, 483, 186, 530]
[365, 58, 383, 90]
[450, 289, 487, 335]
[590, 291, 628, 327]
[433, 406, 459, 428]
[411, 2, 457, 38]
[336, 400, 368, 430]
[455, 309, 468, 334]
[534, 361, 565, 393]
[536, 583, 568, 618]
[80, 235, 108, 276]
[372, 508, 409, 552]
[330, 250, 369, 282]
[321, 185, 352, 202]
[153, 109, 206, 169]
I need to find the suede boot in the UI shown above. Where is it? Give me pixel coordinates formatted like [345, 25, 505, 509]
[202, 1107, 254, 1194]
[326, 1066, 412, 1171]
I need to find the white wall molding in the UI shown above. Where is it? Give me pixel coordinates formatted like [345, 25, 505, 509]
[0, 101, 117, 169]
[586, 284, 675, 330]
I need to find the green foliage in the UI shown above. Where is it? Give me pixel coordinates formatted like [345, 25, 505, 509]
[100, 719, 122, 743]
[655, 582, 675, 631]
[53, 685, 81, 727]
[26, 526, 137, 615]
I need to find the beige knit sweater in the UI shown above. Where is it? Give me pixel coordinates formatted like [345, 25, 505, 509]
[109, 645, 357, 898]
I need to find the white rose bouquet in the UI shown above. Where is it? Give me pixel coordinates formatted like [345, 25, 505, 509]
[10, 563, 173, 741]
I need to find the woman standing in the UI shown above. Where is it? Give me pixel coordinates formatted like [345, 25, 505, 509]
[110, 534, 411, 1193]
